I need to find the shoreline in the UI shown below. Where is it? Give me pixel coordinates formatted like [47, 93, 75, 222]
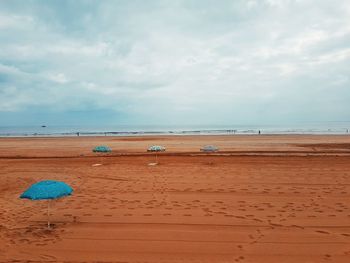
[1, 132, 350, 138]
[1, 126, 350, 137]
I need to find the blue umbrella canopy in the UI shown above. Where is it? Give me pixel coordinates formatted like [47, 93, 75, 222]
[93, 145, 112, 152]
[147, 145, 166, 152]
[20, 180, 73, 200]
[200, 145, 219, 152]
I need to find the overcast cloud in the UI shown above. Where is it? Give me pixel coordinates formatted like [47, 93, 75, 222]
[0, 0, 349, 126]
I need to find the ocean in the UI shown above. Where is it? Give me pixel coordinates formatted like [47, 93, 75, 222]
[0, 122, 350, 137]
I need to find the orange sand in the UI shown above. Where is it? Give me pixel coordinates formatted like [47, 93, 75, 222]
[0, 135, 350, 262]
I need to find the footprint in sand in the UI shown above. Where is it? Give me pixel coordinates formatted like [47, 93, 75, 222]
[291, 225, 304, 229]
[216, 211, 226, 215]
[35, 243, 46, 246]
[234, 256, 245, 262]
[315, 230, 330, 234]
[40, 254, 57, 260]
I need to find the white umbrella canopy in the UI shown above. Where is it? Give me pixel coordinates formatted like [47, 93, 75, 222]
[200, 145, 219, 152]
[147, 145, 166, 152]
[147, 145, 165, 165]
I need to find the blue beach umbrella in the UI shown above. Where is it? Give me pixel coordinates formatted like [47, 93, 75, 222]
[92, 145, 112, 165]
[92, 145, 112, 153]
[20, 180, 73, 228]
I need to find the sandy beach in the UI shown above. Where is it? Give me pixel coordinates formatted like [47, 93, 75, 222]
[1, 135, 350, 262]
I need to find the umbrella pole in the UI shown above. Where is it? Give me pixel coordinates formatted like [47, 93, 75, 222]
[47, 200, 50, 229]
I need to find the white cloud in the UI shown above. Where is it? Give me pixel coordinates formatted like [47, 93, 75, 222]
[0, 0, 349, 124]
[0, 14, 34, 29]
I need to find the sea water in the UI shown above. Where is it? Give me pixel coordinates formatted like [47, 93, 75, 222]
[0, 122, 350, 137]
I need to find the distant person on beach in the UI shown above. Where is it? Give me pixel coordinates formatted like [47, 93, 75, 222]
[258, 130, 261, 135]
[77, 132, 80, 136]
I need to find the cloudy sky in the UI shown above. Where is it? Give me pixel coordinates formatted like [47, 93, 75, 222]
[0, 0, 349, 126]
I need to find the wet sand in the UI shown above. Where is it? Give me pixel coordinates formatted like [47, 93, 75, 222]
[0, 135, 350, 262]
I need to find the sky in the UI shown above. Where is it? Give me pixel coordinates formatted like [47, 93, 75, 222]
[0, 0, 350, 126]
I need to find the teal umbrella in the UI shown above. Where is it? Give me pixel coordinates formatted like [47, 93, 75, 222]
[92, 145, 112, 152]
[93, 146, 112, 166]
[20, 180, 73, 228]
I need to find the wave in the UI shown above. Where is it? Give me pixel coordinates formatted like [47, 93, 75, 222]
[0, 127, 349, 137]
